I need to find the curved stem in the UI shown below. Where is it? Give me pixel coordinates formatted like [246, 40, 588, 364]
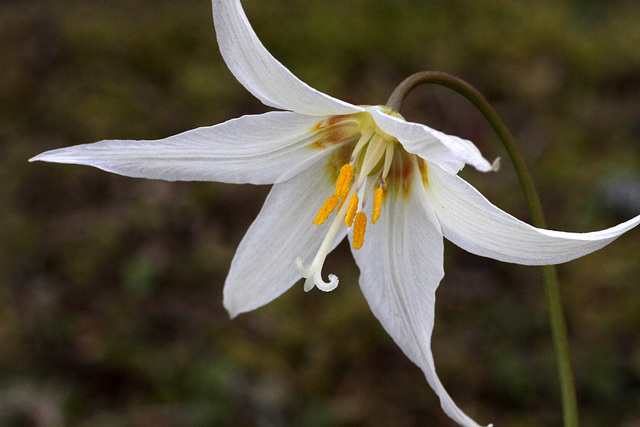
[388, 71, 578, 426]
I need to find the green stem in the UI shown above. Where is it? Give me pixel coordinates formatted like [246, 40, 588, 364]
[388, 71, 578, 427]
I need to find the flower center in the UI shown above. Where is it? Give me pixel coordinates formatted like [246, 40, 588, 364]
[295, 109, 400, 292]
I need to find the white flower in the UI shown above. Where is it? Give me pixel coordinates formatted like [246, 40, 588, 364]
[29, 1, 640, 426]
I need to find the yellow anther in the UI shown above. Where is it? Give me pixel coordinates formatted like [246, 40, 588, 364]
[372, 187, 383, 224]
[344, 194, 359, 227]
[335, 164, 354, 199]
[314, 195, 339, 225]
[352, 212, 367, 250]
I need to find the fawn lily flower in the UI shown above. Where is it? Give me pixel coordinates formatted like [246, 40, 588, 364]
[29, 0, 640, 426]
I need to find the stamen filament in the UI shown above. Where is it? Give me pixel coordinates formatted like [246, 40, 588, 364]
[382, 143, 394, 180]
[355, 135, 387, 188]
[350, 129, 375, 163]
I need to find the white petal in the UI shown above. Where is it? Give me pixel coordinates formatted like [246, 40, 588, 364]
[366, 106, 497, 173]
[351, 163, 490, 427]
[224, 158, 348, 317]
[212, 0, 361, 116]
[30, 111, 343, 185]
[426, 163, 640, 265]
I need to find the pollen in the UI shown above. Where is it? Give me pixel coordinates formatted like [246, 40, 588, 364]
[352, 212, 367, 250]
[344, 194, 359, 227]
[335, 164, 354, 199]
[314, 195, 339, 225]
[372, 187, 383, 224]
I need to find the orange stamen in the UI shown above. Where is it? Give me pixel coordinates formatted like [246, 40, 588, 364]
[352, 212, 367, 250]
[313, 195, 339, 225]
[335, 164, 354, 199]
[344, 194, 359, 227]
[372, 187, 383, 224]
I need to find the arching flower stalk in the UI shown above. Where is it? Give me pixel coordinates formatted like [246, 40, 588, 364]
[29, 1, 640, 426]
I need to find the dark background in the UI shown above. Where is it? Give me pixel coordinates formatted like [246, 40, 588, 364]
[2, 0, 640, 425]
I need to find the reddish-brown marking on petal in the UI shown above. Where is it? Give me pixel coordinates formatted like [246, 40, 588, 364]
[323, 144, 353, 183]
[399, 152, 416, 199]
[310, 114, 352, 132]
[384, 148, 419, 200]
[418, 159, 429, 187]
[308, 115, 361, 151]
[401, 164, 415, 199]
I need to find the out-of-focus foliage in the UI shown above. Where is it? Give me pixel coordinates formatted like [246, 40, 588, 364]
[2, 0, 640, 425]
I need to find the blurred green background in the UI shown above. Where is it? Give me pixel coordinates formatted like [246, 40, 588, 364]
[2, 0, 640, 425]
